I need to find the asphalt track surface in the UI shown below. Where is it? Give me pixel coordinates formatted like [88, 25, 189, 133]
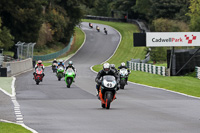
[15, 22, 200, 133]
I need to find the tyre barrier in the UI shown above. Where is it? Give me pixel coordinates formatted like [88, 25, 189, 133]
[127, 61, 166, 76]
[196, 66, 200, 79]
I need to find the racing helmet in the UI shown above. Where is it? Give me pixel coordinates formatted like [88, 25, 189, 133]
[54, 59, 57, 61]
[38, 60, 42, 64]
[68, 61, 73, 66]
[103, 63, 110, 74]
[110, 64, 115, 69]
[121, 62, 125, 67]
[59, 59, 63, 63]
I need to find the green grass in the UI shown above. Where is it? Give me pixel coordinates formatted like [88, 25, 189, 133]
[2, 51, 14, 57]
[88, 19, 200, 97]
[0, 122, 31, 133]
[43, 27, 85, 66]
[0, 77, 13, 95]
[82, 19, 146, 67]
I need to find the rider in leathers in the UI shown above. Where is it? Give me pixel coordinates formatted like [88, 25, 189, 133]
[95, 63, 120, 96]
[118, 62, 130, 84]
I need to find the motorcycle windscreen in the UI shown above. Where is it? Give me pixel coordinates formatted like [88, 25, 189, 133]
[36, 68, 43, 74]
[102, 75, 116, 88]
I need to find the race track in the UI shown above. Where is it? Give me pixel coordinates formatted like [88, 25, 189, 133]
[15, 22, 200, 133]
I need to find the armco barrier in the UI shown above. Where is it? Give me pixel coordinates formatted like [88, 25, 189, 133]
[127, 61, 166, 76]
[85, 15, 150, 32]
[196, 66, 200, 79]
[2, 58, 32, 77]
[33, 36, 73, 61]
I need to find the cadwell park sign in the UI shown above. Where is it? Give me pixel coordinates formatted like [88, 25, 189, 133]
[134, 32, 200, 47]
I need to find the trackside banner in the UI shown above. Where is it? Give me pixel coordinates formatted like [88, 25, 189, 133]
[146, 32, 200, 47]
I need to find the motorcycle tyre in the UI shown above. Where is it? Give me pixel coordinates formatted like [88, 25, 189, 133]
[105, 92, 112, 109]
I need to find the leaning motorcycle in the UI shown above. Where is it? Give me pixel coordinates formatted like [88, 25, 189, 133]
[119, 68, 129, 89]
[34, 68, 44, 85]
[65, 68, 75, 88]
[98, 75, 117, 109]
[57, 66, 64, 81]
[52, 63, 57, 73]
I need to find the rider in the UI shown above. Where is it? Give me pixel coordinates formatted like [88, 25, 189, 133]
[52, 59, 58, 64]
[65, 61, 76, 72]
[65, 61, 76, 81]
[33, 60, 45, 78]
[96, 26, 100, 31]
[95, 63, 119, 96]
[110, 64, 118, 74]
[57, 59, 65, 68]
[118, 62, 130, 84]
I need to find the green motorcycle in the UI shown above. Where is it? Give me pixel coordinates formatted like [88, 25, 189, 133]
[57, 66, 64, 81]
[65, 68, 75, 88]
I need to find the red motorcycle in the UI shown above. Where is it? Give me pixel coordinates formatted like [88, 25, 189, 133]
[34, 68, 44, 85]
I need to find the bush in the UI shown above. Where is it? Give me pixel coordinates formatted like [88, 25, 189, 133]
[151, 18, 189, 32]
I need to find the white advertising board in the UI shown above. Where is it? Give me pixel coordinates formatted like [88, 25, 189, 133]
[146, 32, 200, 47]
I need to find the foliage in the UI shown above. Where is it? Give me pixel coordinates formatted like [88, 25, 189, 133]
[111, 0, 137, 18]
[93, 0, 112, 16]
[150, 0, 182, 19]
[0, 0, 90, 51]
[152, 18, 189, 32]
[0, 0, 43, 43]
[187, 0, 200, 31]
[0, 18, 14, 50]
[133, 0, 151, 20]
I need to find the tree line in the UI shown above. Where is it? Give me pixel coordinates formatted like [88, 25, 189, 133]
[0, 0, 94, 51]
[85, 0, 200, 62]
[1, 0, 200, 62]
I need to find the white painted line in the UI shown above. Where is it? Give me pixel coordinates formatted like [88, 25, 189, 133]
[16, 115, 23, 117]
[14, 109, 20, 111]
[16, 118, 23, 121]
[0, 76, 39, 132]
[45, 26, 86, 67]
[100, 25, 122, 64]
[11, 77, 16, 96]
[15, 112, 21, 115]
[89, 23, 200, 100]
[0, 119, 38, 133]
[15, 111, 21, 113]
[0, 87, 12, 97]
[128, 81, 200, 100]
[64, 25, 87, 63]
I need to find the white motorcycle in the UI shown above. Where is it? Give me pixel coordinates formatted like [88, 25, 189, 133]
[119, 68, 129, 89]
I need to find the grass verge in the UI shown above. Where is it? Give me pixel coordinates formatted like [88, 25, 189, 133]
[87, 19, 200, 97]
[43, 27, 85, 66]
[0, 122, 31, 133]
[0, 77, 13, 95]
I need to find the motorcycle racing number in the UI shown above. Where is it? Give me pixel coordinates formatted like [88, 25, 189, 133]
[107, 83, 112, 88]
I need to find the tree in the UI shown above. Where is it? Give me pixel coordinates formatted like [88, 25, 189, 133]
[0, 0, 43, 43]
[0, 18, 14, 50]
[111, 0, 137, 18]
[150, 0, 181, 20]
[133, 0, 152, 20]
[187, 0, 200, 31]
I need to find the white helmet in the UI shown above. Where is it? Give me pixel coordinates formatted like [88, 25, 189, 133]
[103, 63, 110, 74]
[59, 59, 63, 63]
[54, 59, 56, 61]
[121, 62, 125, 66]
